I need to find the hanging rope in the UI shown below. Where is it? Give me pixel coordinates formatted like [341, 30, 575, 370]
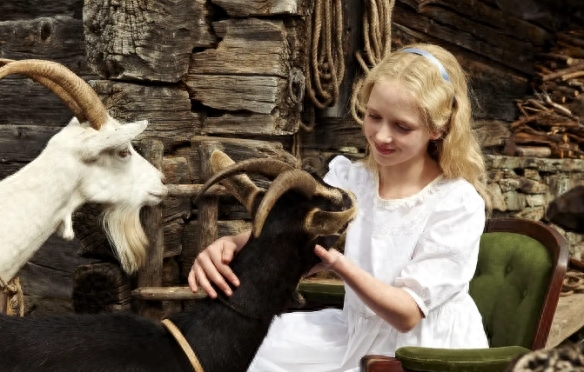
[1, 276, 24, 316]
[350, 0, 395, 125]
[302, 0, 345, 133]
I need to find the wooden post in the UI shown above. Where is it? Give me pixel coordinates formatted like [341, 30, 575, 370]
[135, 139, 165, 320]
[196, 143, 220, 252]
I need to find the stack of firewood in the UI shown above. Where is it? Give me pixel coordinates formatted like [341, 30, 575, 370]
[511, 30, 584, 159]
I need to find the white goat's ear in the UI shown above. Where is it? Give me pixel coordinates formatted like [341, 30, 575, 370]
[82, 120, 148, 159]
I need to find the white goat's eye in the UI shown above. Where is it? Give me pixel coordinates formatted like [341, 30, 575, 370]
[118, 149, 131, 158]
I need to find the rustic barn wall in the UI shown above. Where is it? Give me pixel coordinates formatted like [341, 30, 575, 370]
[0, 0, 582, 315]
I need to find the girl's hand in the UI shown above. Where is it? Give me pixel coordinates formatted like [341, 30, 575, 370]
[314, 244, 344, 273]
[188, 238, 240, 298]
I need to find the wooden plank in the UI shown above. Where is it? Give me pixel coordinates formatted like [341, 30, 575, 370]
[0, 0, 82, 21]
[91, 81, 201, 151]
[202, 113, 294, 136]
[210, 0, 309, 17]
[187, 17, 306, 135]
[0, 78, 79, 126]
[0, 125, 60, 162]
[0, 16, 95, 77]
[190, 19, 290, 78]
[84, 0, 216, 82]
[185, 74, 286, 115]
[393, 3, 535, 74]
[398, 0, 550, 47]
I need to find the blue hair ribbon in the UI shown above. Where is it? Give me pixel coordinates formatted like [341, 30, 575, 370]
[401, 47, 451, 83]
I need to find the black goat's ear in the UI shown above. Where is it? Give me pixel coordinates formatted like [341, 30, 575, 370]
[304, 207, 357, 237]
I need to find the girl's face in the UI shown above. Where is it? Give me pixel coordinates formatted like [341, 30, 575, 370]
[363, 79, 441, 169]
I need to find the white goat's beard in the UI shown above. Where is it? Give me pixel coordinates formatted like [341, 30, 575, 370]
[102, 206, 148, 274]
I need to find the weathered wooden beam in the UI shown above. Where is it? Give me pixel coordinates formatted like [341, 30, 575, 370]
[393, 2, 536, 74]
[0, 125, 60, 162]
[398, 0, 550, 47]
[90, 80, 201, 151]
[84, 0, 216, 82]
[0, 16, 94, 76]
[186, 74, 286, 115]
[187, 17, 306, 135]
[210, 0, 309, 17]
[191, 19, 290, 78]
[0, 0, 82, 21]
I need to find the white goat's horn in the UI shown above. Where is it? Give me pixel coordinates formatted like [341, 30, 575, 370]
[252, 169, 319, 238]
[0, 59, 108, 129]
[0, 59, 86, 120]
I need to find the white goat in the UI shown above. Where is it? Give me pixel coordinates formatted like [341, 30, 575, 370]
[0, 59, 168, 286]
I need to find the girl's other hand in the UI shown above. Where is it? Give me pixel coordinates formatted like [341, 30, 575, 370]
[188, 238, 240, 298]
[314, 244, 344, 272]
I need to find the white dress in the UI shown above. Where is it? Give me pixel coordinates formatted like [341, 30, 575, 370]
[247, 156, 489, 372]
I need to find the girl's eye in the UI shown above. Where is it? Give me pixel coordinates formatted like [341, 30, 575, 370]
[367, 113, 381, 120]
[118, 149, 131, 158]
[397, 124, 412, 133]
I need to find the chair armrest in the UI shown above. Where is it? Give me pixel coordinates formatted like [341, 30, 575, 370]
[392, 345, 531, 372]
[296, 278, 345, 310]
[360, 355, 406, 372]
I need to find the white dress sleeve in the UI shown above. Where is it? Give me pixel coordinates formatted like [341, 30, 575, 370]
[323, 155, 352, 190]
[394, 183, 486, 316]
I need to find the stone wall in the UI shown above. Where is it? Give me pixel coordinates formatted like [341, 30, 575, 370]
[487, 154, 584, 258]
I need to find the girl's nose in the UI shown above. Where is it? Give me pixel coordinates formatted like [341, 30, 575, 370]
[375, 125, 393, 142]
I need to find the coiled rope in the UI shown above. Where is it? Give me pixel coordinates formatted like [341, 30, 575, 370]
[302, 0, 345, 132]
[350, 0, 395, 125]
[0, 276, 24, 316]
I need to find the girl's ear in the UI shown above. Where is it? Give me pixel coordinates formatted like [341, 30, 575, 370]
[429, 130, 443, 141]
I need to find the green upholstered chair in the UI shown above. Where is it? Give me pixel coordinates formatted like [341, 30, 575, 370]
[298, 217, 569, 372]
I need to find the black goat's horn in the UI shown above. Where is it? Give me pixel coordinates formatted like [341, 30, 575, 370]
[0, 59, 108, 129]
[208, 150, 262, 212]
[194, 156, 295, 209]
[253, 169, 319, 238]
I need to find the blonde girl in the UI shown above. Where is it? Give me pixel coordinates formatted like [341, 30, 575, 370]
[189, 43, 492, 372]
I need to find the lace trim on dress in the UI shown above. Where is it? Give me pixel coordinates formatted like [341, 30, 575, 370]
[374, 174, 446, 211]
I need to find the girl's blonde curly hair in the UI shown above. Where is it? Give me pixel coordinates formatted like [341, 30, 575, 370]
[359, 43, 492, 212]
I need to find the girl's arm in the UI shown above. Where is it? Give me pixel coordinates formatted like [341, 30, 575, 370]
[315, 245, 423, 332]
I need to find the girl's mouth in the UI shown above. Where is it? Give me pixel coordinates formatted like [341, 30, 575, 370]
[374, 143, 395, 155]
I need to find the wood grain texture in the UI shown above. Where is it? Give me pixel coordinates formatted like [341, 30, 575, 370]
[0, 0, 83, 21]
[84, 0, 216, 82]
[210, 0, 308, 17]
[91, 80, 201, 151]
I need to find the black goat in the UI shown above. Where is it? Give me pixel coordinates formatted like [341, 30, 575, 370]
[0, 150, 357, 372]
[545, 185, 584, 233]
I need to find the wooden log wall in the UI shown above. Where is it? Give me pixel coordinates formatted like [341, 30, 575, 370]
[0, 0, 579, 315]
